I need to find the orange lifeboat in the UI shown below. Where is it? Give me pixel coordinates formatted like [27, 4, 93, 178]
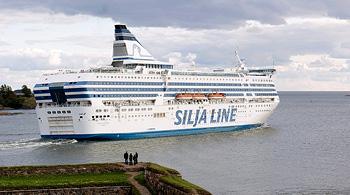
[176, 93, 192, 100]
[207, 93, 225, 100]
[192, 93, 207, 100]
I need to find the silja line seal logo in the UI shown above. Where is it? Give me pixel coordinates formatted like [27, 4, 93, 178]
[174, 108, 237, 127]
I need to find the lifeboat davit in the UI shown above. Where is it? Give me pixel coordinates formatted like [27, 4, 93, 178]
[176, 93, 192, 100]
[207, 93, 225, 100]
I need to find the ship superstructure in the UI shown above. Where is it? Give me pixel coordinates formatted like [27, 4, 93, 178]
[34, 24, 279, 139]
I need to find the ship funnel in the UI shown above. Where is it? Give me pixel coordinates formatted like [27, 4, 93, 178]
[112, 24, 154, 65]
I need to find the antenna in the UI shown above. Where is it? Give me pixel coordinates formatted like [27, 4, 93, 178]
[234, 50, 245, 70]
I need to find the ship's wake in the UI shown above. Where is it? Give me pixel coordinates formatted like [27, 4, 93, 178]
[0, 138, 77, 150]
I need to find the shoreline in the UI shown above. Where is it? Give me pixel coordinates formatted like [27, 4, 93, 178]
[0, 111, 24, 116]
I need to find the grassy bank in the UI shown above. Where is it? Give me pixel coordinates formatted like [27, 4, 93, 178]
[145, 163, 209, 194]
[0, 172, 128, 190]
[0, 162, 211, 194]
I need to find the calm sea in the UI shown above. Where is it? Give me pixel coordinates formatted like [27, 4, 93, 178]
[0, 92, 349, 194]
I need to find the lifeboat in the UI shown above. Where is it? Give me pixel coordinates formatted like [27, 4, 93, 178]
[192, 93, 207, 100]
[207, 93, 225, 100]
[175, 93, 192, 100]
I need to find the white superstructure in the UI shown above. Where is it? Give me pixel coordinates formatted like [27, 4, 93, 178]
[34, 24, 279, 140]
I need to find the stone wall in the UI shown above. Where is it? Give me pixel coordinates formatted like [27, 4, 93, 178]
[0, 186, 131, 195]
[145, 170, 190, 195]
[144, 168, 211, 195]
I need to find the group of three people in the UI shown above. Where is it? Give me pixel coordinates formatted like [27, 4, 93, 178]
[124, 151, 138, 165]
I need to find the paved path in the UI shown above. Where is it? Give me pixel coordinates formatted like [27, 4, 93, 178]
[127, 171, 151, 195]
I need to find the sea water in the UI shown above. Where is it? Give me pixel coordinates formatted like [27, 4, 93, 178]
[0, 92, 349, 194]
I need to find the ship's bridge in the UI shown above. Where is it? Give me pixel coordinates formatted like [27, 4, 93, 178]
[114, 59, 173, 70]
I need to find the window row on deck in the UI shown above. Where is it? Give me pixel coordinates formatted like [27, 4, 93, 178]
[34, 87, 276, 94]
[35, 92, 278, 100]
[35, 81, 275, 88]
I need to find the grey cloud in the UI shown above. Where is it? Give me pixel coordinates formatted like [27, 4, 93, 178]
[341, 42, 350, 49]
[309, 59, 328, 68]
[0, 0, 349, 29]
[25, 35, 111, 48]
[0, 52, 109, 71]
[0, 40, 10, 46]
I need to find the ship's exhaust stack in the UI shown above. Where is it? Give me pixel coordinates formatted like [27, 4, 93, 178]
[112, 24, 154, 66]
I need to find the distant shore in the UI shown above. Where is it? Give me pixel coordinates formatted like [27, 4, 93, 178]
[0, 111, 23, 116]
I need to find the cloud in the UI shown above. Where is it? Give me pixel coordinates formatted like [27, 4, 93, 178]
[275, 54, 350, 90]
[164, 52, 197, 68]
[0, 0, 350, 29]
[0, 40, 10, 46]
[0, 48, 110, 71]
[0, 4, 349, 91]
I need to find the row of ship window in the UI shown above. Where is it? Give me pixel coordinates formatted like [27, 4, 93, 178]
[47, 110, 71, 114]
[34, 87, 276, 94]
[35, 81, 275, 88]
[255, 93, 278, 96]
[171, 72, 242, 77]
[248, 104, 273, 107]
[89, 94, 249, 98]
[94, 74, 273, 82]
[256, 110, 271, 112]
[121, 108, 152, 112]
[94, 108, 152, 112]
[35, 93, 278, 100]
[92, 115, 110, 119]
[91, 114, 161, 119]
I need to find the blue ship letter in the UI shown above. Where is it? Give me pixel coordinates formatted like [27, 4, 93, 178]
[221, 108, 230, 122]
[198, 109, 207, 125]
[187, 110, 194, 125]
[210, 109, 216, 123]
[174, 110, 183, 125]
[182, 110, 188, 125]
[193, 109, 200, 127]
[229, 108, 237, 122]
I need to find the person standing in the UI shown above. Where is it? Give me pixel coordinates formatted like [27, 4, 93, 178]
[133, 154, 136, 165]
[124, 151, 128, 164]
[134, 152, 138, 164]
[129, 153, 133, 165]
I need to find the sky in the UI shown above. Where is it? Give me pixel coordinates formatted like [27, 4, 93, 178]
[0, 0, 349, 91]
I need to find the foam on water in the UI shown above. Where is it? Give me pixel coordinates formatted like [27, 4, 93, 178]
[0, 138, 77, 150]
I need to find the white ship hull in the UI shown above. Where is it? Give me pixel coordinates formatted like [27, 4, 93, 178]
[36, 99, 278, 139]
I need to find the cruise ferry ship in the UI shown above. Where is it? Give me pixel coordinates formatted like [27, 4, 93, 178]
[34, 24, 279, 140]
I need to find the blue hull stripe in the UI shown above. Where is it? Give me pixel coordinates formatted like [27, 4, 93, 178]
[41, 124, 262, 140]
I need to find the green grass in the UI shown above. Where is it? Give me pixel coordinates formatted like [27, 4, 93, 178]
[134, 171, 157, 195]
[0, 172, 129, 190]
[160, 175, 207, 193]
[134, 172, 147, 187]
[146, 163, 179, 175]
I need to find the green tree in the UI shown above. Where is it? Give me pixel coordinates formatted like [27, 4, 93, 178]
[0, 84, 15, 99]
[0, 84, 17, 107]
[21, 85, 33, 97]
[0, 84, 36, 109]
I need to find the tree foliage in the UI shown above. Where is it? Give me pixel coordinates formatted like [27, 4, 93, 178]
[21, 85, 33, 97]
[0, 84, 35, 109]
